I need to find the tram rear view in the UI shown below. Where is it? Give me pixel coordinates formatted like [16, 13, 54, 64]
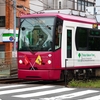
[17, 13, 63, 80]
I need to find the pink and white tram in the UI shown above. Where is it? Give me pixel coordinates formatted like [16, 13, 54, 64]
[18, 12, 100, 80]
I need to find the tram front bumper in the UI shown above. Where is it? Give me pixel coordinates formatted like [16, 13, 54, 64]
[18, 69, 61, 80]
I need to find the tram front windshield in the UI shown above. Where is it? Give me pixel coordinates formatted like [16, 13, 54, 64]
[18, 17, 55, 51]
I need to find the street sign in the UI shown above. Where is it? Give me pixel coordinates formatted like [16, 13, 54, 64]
[9, 36, 14, 41]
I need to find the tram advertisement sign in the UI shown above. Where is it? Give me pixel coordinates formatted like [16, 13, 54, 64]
[78, 53, 95, 62]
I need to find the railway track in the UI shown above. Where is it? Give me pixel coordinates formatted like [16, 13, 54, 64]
[0, 76, 66, 86]
[0, 76, 35, 84]
[0, 77, 22, 84]
[1, 75, 98, 86]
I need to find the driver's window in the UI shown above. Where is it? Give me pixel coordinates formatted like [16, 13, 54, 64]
[55, 18, 63, 50]
[30, 26, 48, 46]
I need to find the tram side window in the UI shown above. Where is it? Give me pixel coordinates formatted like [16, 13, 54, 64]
[76, 27, 100, 51]
[76, 27, 88, 50]
[55, 18, 63, 50]
[67, 30, 72, 58]
[88, 30, 100, 50]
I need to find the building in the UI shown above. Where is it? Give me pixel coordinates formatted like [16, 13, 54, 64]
[29, 0, 95, 13]
[0, 0, 30, 60]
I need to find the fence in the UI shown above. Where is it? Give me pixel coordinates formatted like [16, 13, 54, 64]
[0, 51, 17, 78]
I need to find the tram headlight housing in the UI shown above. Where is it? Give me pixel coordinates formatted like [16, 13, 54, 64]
[19, 60, 23, 64]
[48, 60, 52, 64]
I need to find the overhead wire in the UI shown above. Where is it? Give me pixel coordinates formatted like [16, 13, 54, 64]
[16, 1, 43, 13]
[37, 0, 56, 10]
[29, 2, 45, 8]
[1, 0, 96, 18]
[38, 0, 51, 9]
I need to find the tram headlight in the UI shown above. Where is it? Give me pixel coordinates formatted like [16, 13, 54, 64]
[48, 60, 52, 64]
[19, 60, 23, 64]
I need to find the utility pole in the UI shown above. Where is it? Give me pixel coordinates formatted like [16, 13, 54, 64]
[13, 0, 16, 52]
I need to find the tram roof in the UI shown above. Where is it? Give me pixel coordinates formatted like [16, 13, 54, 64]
[21, 13, 97, 24]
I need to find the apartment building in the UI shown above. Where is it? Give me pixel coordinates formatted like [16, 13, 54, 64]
[45, 0, 95, 11]
[29, 0, 95, 13]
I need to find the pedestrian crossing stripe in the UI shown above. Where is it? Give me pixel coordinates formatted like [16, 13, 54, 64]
[0, 84, 100, 100]
[0, 85, 54, 95]
[0, 85, 26, 90]
[13, 87, 75, 98]
[41, 90, 99, 100]
[79, 95, 100, 100]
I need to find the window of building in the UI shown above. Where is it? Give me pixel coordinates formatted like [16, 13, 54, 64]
[0, 16, 5, 27]
[0, 44, 5, 58]
[88, 2, 94, 6]
[82, 0, 85, 11]
[59, 1, 61, 9]
[78, 0, 82, 11]
[77, 0, 94, 11]
[0, 44, 5, 51]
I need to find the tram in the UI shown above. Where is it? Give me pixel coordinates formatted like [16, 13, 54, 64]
[18, 12, 100, 80]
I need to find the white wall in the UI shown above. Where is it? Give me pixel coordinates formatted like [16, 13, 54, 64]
[0, 1, 5, 16]
[0, 29, 7, 42]
[29, 0, 44, 13]
[47, 1, 54, 9]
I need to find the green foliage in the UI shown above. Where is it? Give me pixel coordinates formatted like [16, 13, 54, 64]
[68, 79, 100, 88]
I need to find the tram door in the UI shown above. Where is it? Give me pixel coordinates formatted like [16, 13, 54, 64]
[66, 27, 74, 68]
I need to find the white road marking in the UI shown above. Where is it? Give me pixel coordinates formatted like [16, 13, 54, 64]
[37, 90, 99, 100]
[0, 84, 99, 100]
[13, 88, 75, 98]
[79, 95, 100, 100]
[0, 85, 54, 95]
[0, 85, 26, 89]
